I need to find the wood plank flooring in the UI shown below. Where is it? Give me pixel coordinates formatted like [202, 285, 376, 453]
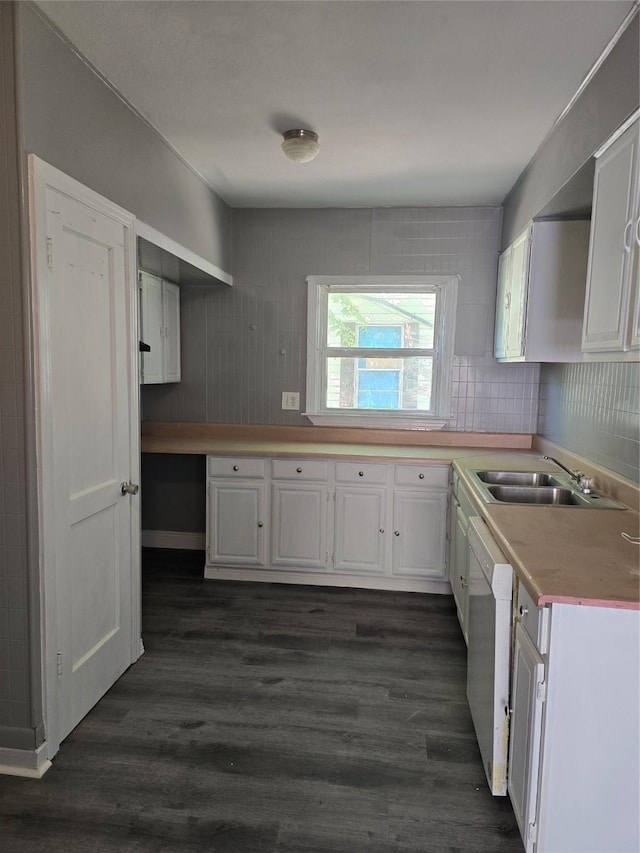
[0, 549, 523, 852]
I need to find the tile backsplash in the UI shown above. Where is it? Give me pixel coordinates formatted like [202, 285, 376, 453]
[142, 206, 539, 433]
[538, 362, 640, 482]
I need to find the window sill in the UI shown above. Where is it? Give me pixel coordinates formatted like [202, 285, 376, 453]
[303, 413, 449, 430]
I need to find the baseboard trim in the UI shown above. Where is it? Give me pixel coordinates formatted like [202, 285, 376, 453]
[142, 530, 205, 550]
[204, 565, 451, 595]
[0, 743, 52, 778]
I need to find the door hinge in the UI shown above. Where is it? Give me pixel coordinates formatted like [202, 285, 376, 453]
[536, 680, 547, 702]
[527, 822, 538, 844]
[46, 237, 53, 269]
[56, 651, 62, 677]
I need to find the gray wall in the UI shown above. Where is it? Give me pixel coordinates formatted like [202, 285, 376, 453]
[502, 10, 639, 247]
[142, 205, 543, 534]
[538, 363, 640, 482]
[16, 3, 232, 271]
[143, 206, 539, 432]
[0, 2, 40, 748]
[1, 0, 233, 752]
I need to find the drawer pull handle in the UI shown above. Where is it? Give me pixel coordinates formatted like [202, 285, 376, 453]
[296, 467, 302, 473]
[419, 473, 424, 479]
[519, 605, 528, 617]
[233, 465, 239, 471]
[358, 471, 364, 477]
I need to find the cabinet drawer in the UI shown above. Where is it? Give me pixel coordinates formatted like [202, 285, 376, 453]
[271, 459, 329, 481]
[335, 461, 388, 485]
[516, 580, 549, 653]
[394, 464, 449, 489]
[208, 456, 266, 479]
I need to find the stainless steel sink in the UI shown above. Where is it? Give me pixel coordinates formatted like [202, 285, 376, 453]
[477, 470, 559, 487]
[467, 469, 626, 510]
[487, 485, 583, 505]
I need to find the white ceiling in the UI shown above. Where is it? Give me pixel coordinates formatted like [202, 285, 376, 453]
[35, 0, 635, 208]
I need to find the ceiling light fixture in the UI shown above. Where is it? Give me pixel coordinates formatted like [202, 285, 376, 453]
[281, 129, 320, 163]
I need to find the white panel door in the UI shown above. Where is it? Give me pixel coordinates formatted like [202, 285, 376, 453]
[31, 158, 140, 753]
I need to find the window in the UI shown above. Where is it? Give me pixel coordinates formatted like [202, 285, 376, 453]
[306, 275, 458, 428]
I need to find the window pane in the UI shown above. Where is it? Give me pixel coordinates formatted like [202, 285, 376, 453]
[326, 356, 433, 411]
[327, 292, 436, 349]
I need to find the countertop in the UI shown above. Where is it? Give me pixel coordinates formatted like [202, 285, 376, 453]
[453, 455, 640, 611]
[141, 422, 640, 611]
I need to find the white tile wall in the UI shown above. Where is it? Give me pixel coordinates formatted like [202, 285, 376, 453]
[539, 362, 640, 482]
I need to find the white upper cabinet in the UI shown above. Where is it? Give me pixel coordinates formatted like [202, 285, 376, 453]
[139, 271, 181, 384]
[495, 220, 590, 362]
[582, 116, 640, 359]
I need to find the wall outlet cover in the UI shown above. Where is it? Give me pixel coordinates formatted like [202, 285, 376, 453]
[282, 392, 300, 410]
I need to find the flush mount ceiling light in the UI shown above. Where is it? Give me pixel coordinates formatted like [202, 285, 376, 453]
[281, 129, 320, 163]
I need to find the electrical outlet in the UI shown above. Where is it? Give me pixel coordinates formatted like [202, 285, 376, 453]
[282, 392, 300, 410]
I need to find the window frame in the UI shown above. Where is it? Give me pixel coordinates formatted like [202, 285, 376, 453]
[305, 275, 459, 429]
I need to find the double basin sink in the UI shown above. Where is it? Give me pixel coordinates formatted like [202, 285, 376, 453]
[469, 469, 626, 510]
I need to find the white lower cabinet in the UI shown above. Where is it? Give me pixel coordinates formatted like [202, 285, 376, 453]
[391, 489, 447, 578]
[205, 455, 450, 590]
[270, 482, 329, 570]
[507, 583, 640, 853]
[508, 622, 546, 852]
[334, 485, 387, 574]
[207, 480, 267, 567]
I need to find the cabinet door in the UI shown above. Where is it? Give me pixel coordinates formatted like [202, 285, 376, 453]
[583, 120, 639, 352]
[451, 505, 469, 643]
[508, 622, 546, 853]
[162, 280, 181, 382]
[334, 485, 386, 574]
[207, 480, 267, 567]
[139, 271, 163, 384]
[505, 228, 530, 359]
[270, 483, 328, 570]
[391, 490, 447, 578]
[494, 246, 512, 358]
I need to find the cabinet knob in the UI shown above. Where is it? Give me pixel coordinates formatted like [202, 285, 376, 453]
[394, 530, 400, 537]
[519, 604, 528, 617]
[296, 467, 302, 473]
[379, 528, 384, 534]
[257, 521, 263, 528]
[233, 465, 239, 471]
[358, 471, 364, 477]
[418, 473, 424, 479]
[504, 704, 512, 719]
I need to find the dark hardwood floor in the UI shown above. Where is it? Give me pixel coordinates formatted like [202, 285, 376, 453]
[0, 550, 523, 852]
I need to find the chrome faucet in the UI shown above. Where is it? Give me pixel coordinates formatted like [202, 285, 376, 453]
[543, 456, 585, 488]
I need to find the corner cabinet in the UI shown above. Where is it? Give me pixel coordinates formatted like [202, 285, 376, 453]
[205, 455, 451, 593]
[139, 270, 181, 383]
[582, 117, 640, 360]
[508, 582, 640, 853]
[495, 220, 590, 362]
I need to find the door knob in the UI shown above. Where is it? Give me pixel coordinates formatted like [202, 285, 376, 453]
[121, 481, 139, 496]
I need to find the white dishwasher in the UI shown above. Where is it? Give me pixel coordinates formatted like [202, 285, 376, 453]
[466, 515, 513, 796]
